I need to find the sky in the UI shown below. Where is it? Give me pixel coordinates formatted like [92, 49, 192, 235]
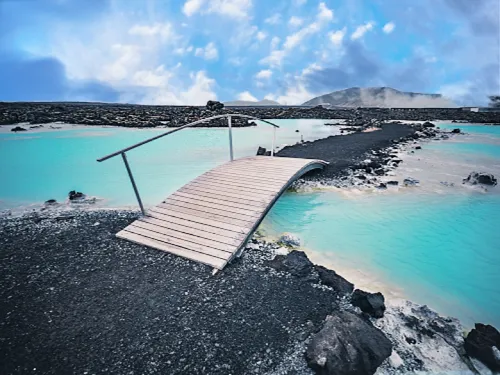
[0, 0, 499, 105]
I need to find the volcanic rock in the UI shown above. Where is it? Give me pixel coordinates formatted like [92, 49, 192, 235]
[463, 172, 497, 186]
[351, 289, 386, 318]
[315, 265, 354, 295]
[305, 311, 392, 375]
[464, 323, 500, 372]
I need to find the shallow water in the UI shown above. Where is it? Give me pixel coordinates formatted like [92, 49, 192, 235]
[0, 119, 338, 208]
[263, 123, 500, 327]
[1, 120, 499, 328]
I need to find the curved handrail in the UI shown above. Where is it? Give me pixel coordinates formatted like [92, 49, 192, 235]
[97, 114, 279, 162]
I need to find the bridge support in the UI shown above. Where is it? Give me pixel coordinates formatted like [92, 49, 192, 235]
[228, 115, 234, 161]
[121, 152, 146, 216]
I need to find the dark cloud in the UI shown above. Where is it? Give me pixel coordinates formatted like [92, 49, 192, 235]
[444, 0, 500, 36]
[0, 55, 119, 102]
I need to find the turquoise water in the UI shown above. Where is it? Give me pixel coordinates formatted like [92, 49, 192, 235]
[1, 120, 499, 327]
[0, 120, 338, 208]
[263, 123, 500, 327]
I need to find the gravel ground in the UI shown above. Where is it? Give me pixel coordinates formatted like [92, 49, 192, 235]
[277, 123, 415, 179]
[0, 210, 341, 375]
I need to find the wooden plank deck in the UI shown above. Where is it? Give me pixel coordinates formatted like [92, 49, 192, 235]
[117, 156, 327, 269]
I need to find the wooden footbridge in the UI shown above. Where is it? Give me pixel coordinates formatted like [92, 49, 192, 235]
[98, 114, 327, 269]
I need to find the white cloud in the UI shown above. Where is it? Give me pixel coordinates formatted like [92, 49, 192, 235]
[265, 14, 281, 25]
[174, 45, 194, 55]
[301, 63, 321, 76]
[289, 16, 303, 27]
[271, 83, 313, 105]
[351, 22, 374, 40]
[238, 91, 258, 101]
[195, 42, 219, 60]
[255, 69, 272, 79]
[317, 2, 334, 22]
[180, 71, 217, 104]
[129, 23, 176, 41]
[329, 27, 346, 46]
[208, 0, 252, 19]
[284, 22, 320, 50]
[256, 31, 267, 41]
[270, 36, 280, 49]
[132, 65, 172, 87]
[382, 22, 395, 34]
[183, 0, 205, 16]
[259, 49, 286, 67]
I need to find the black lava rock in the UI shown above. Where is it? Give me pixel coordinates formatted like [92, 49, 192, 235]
[306, 311, 392, 375]
[351, 289, 386, 318]
[451, 128, 461, 134]
[415, 146, 422, 150]
[256, 146, 267, 156]
[268, 251, 318, 281]
[423, 122, 436, 128]
[206, 100, 224, 111]
[11, 126, 27, 132]
[44, 199, 57, 205]
[68, 190, 85, 200]
[386, 181, 399, 186]
[464, 323, 500, 372]
[315, 265, 354, 295]
[463, 172, 497, 186]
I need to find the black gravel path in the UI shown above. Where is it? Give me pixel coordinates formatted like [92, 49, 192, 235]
[277, 123, 415, 178]
[0, 210, 340, 375]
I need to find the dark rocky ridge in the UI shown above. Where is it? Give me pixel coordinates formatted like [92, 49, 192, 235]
[1, 102, 500, 127]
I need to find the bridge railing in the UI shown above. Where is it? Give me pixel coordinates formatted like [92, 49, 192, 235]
[96, 114, 280, 215]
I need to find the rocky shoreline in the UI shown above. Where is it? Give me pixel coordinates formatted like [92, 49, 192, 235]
[1, 102, 500, 129]
[1, 208, 498, 374]
[1, 121, 499, 374]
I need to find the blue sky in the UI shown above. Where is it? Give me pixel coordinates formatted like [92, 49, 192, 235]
[0, 0, 498, 105]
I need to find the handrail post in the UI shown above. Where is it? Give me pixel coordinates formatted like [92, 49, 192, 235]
[121, 152, 146, 216]
[271, 126, 276, 156]
[228, 115, 234, 161]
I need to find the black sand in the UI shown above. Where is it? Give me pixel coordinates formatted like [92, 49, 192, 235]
[0, 211, 339, 374]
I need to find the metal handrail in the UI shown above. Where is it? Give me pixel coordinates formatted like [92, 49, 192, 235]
[96, 113, 280, 215]
[97, 114, 279, 162]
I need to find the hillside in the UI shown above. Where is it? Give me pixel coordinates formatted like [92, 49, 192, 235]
[224, 99, 281, 106]
[303, 87, 456, 108]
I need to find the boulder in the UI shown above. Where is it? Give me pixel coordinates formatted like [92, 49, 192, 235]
[423, 122, 436, 128]
[268, 250, 317, 281]
[278, 233, 301, 247]
[404, 177, 420, 187]
[68, 190, 85, 201]
[256, 146, 267, 156]
[206, 100, 224, 111]
[306, 311, 392, 375]
[415, 146, 422, 150]
[315, 265, 354, 295]
[377, 183, 387, 190]
[11, 126, 27, 132]
[386, 181, 399, 186]
[351, 289, 386, 318]
[463, 172, 497, 186]
[451, 128, 461, 134]
[464, 323, 500, 372]
[44, 199, 57, 205]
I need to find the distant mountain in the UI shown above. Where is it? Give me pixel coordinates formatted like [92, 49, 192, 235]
[224, 99, 281, 106]
[302, 87, 456, 108]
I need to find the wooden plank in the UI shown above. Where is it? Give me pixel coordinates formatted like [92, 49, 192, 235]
[207, 169, 291, 182]
[173, 191, 267, 211]
[154, 204, 255, 229]
[179, 185, 270, 204]
[166, 194, 262, 218]
[208, 168, 294, 180]
[123, 225, 232, 259]
[179, 186, 268, 208]
[227, 159, 310, 169]
[186, 179, 278, 199]
[207, 169, 294, 183]
[194, 174, 282, 192]
[235, 157, 312, 166]
[147, 209, 248, 236]
[130, 220, 236, 252]
[117, 230, 227, 269]
[139, 216, 244, 246]
[159, 201, 258, 223]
